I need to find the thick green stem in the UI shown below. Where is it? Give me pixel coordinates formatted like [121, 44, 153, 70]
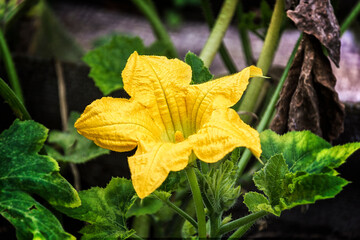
[0, 29, 24, 103]
[210, 213, 221, 239]
[185, 166, 206, 239]
[228, 221, 254, 239]
[236, 0, 284, 123]
[200, 0, 238, 68]
[0, 77, 30, 120]
[200, 0, 237, 73]
[217, 210, 267, 236]
[340, 1, 360, 35]
[237, 34, 302, 175]
[237, 6, 359, 175]
[154, 192, 198, 229]
[132, 0, 178, 58]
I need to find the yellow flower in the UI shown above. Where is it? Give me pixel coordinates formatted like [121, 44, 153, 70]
[75, 52, 263, 198]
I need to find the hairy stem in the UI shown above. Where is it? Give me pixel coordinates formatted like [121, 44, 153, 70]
[132, 0, 178, 58]
[217, 210, 267, 236]
[228, 221, 254, 239]
[200, 0, 237, 73]
[210, 213, 221, 239]
[154, 192, 198, 229]
[0, 77, 30, 120]
[185, 166, 206, 239]
[236, 0, 284, 123]
[0, 29, 24, 103]
[200, 0, 238, 68]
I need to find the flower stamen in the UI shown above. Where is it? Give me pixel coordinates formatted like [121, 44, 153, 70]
[174, 131, 185, 143]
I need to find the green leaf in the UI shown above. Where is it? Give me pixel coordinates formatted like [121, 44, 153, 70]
[230, 147, 242, 164]
[126, 196, 163, 217]
[243, 192, 275, 215]
[45, 112, 109, 163]
[285, 174, 349, 208]
[253, 154, 288, 205]
[185, 51, 213, 84]
[84, 35, 168, 95]
[57, 177, 137, 240]
[260, 130, 360, 175]
[244, 156, 349, 216]
[0, 119, 80, 239]
[197, 160, 240, 213]
[0, 191, 75, 240]
[244, 131, 359, 216]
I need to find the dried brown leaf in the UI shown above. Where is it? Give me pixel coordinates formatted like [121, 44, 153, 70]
[270, 34, 345, 141]
[286, 0, 341, 67]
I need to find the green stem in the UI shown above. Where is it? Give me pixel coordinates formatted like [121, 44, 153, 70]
[132, 0, 178, 58]
[199, 0, 238, 68]
[131, 233, 145, 240]
[185, 166, 206, 239]
[0, 29, 24, 103]
[236, 0, 284, 123]
[237, 34, 302, 175]
[132, 215, 150, 238]
[0, 77, 31, 120]
[200, 0, 237, 73]
[154, 192, 198, 229]
[217, 210, 267, 236]
[210, 213, 221, 239]
[340, 1, 360, 35]
[237, 1, 254, 66]
[228, 221, 254, 239]
[257, 35, 302, 133]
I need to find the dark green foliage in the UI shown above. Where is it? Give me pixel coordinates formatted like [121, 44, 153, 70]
[84, 35, 168, 95]
[45, 112, 109, 163]
[57, 178, 137, 239]
[185, 51, 213, 84]
[0, 120, 80, 239]
[244, 130, 360, 216]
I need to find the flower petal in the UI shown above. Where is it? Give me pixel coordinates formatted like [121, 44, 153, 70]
[122, 52, 192, 141]
[187, 66, 263, 132]
[75, 97, 162, 152]
[129, 140, 192, 198]
[190, 108, 261, 163]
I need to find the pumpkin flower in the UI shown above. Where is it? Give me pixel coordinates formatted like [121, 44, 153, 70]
[75, 52, 263, 198]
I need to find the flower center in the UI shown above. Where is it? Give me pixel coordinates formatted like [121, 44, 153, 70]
[174, 131, 185, 143]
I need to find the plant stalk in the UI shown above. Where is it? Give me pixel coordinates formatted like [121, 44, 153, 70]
[340, 1, 360, 35]
[0, 29, 24, 103]
[210, 212, 221, 239]
[55, 59, 81, 191]
[154, 192, 198, 229]
[237, 4, 359, 176]
[200, 0, 238, 68]
[132, 0, 178, 58]
[0, 77, 30, 120]
[185, 166, 206, 239]
[217, 210, 267, 236]
[228, 221, 254, 239]
[237, 34, 302, 175]
[236, 0, 284, 123]
[200, 0, 237, 73]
